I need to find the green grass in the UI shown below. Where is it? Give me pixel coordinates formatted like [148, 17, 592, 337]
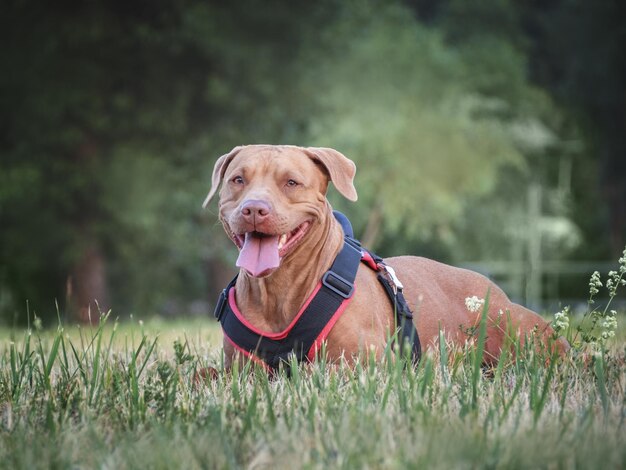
[0, 312, 624, 469]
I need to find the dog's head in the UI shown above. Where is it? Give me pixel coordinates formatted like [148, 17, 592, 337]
[204, 145, 357, 278]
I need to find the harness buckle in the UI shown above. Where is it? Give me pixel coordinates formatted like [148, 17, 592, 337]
[213, 288, 229, 322]
[322, 270, 355, 299]
[382, 265, 404, 294]
[344, 236, 362, 252]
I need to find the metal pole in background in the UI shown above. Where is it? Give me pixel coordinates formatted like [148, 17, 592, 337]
[526, 184, 542, 311]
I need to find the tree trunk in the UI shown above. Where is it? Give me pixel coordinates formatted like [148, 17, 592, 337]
[63, 135, 109, 323]
[361, 206, 383, 250]
[66, 242, 108, 323]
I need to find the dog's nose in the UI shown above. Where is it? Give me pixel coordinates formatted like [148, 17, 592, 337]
[240, 199, 271, 223]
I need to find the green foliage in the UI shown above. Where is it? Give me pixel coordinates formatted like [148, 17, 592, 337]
[0, 0, 622, 320]
[300, 3, 533, 241]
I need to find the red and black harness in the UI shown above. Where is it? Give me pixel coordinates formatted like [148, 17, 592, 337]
[213, 236, 421, 372]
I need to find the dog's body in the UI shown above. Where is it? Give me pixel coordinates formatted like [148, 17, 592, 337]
[204, 145, 561, 368]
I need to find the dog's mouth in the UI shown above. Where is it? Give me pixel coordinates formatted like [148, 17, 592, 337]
[233, 221, 311, 277]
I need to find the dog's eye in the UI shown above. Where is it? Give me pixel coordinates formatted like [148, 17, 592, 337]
[286, 179, 298, 187]
[232, 176, 244, 185]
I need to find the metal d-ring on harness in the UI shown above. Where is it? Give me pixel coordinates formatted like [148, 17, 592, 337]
[213, 231, 421, 372]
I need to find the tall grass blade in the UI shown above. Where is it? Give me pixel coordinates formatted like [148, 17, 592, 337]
[533, 352, 557, 424]
[471, 289, 491, 410]
[593, 355, 609, 417]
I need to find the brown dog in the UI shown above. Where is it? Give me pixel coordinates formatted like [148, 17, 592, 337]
[204, 144, 562, 369]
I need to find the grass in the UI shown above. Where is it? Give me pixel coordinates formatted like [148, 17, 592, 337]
[0, 310, 624, 469]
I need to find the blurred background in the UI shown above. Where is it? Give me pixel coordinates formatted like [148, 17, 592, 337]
[1, 0, 624, 325]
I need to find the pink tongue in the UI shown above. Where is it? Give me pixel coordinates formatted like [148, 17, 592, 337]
[236, 233, 281, 277]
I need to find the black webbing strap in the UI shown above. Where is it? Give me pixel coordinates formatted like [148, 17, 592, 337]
[376, 272, 421, 364]
[214, 237, 363, 371]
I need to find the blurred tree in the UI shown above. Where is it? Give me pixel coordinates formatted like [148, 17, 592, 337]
[523, 0, 626, 259]
[404, 0, 624, 305]
[0, 0, 621, 323]
[298, 2, 553, 254]
[412, 0, 624, 262]
[428, 0, 567, 260]
[0, 0, 320, 322]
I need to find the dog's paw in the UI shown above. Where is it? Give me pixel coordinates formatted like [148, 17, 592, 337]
[193, 366, 220, 385]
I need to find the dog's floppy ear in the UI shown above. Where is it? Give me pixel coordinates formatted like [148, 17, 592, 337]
[202, 146, 243, 208]
[304, 147, 358, 201]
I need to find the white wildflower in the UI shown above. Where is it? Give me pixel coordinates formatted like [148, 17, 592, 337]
[465, 296, 485, 313]
[607, 266, 624, 297]
[600, 310, 618, 339]
[552, 306, 570, 334]
[588, 271, 603, 302]
[589, 271, 602, 296]
[601, 330, 615, 340]
[619, 247, 626, 273]
[606, 278, 615, 294]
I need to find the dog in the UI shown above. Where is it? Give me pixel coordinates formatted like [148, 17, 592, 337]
[203, 144, 564, 370]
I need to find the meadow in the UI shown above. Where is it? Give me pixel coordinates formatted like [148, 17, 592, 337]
[0, 302, 624, 470]
[1, 252, 625, 469]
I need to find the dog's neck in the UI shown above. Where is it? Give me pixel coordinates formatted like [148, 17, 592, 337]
[234, 206, 345, 332]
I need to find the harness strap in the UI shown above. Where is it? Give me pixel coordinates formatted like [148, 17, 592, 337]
[363, 249, 421, 364]
[376, 271, 421, 364]
[214, 236, 421, 371]
[214, 237, 362, 371]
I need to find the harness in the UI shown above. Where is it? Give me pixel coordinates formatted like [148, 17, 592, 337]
[213, 236, 421, 373]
